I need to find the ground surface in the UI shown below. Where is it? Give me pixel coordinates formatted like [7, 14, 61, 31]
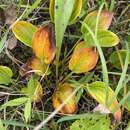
[0, 0, 130, 130]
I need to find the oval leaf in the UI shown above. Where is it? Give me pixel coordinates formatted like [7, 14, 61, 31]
[49, 0, 82, 24]
[12, 21, 37, 47]
[84, 30, 119, 47]
[26, 77, 43, 103]
[69, 41, 98, 73]
[24, 99, 32, 122]
[81, 10, 113, 33]
[19, 57, 50, 76]
[1, 97, 28, 109]
[87, 81, 121, 121]
[109, 50, 130, 70]
[32, 23, 56, 64]
[68, 0, 82, 24]
[0, 66, 13, 85]
[53, 83, 77, 114]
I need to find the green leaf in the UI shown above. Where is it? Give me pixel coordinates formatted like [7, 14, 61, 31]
[12, 21, 37, 47]
[22, 77, 43, 102]
[1, 119, 45, 129]
[126, 121, 130, 130]
[27, 77, 38, 98]
[49, 0, 82, 24]
[123, 95, 130, 111]
[70, 114, 111, 130]
[55, 0, 75, 64]
[69, 0, 82, 24]
[109, 50, 130, 70]
[84, 30, 119, 47]
[23, 0, 42, 19]
[57, 113, 103, 123]
[24, 99, 32, 122]
[1, 97, 28, 110]
[86, 81, 121, 121]
[81, 10, 113, 33]
[0, 119, 6, 130]
[49, 0, 55, 21]
[0, 66, 13, 85]
[69, 41, 98, 73]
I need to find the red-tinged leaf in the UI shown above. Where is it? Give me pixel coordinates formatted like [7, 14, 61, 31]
[19, 57, 50, 76]
[53, 83, 77, 114]
[69, 41, 98, 73]
[87, 81, 121, 121]
[81, 10, 113, 33]
[32, 23, 56, 64]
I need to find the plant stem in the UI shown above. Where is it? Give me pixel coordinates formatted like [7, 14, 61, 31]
[61, 72, 73, 84]
[56, 47, 61, 86]
[109, 41, 129, 108]
[109, 0, 115, 12]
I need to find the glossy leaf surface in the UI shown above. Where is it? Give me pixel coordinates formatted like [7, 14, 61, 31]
[81, 10, 113, 33]
[87, 81, 121, 121]
[69, 0, 82, 23]
[54, 0, 75, 62]
[53, 83, 77, 114]
[0, 66, 13, 85]
[109, 50, 130, 70]
[12, 21, 37, 47]
[69, 41, 98, 73]
[84, 30, 119, 47]
[49, 0, 82, 23]
[22, 77, 43, 103]
[32, 23, 55, 64]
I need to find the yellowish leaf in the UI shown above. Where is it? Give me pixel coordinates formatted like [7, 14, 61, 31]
[87, 81, 121, 121]
[81, 10, 113, 33]
[53, 83, 77, 114]
[32, 23, 56, 64]
[69, 41, 98, 73]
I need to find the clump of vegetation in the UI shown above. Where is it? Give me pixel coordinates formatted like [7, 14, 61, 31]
[0, 0, 130, 130]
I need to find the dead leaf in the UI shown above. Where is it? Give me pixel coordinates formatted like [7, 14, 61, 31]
[7, 35, 17, 50]
[5, 4, 17, 25]
[93, 104, 111, 114]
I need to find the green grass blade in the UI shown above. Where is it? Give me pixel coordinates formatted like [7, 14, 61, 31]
[57, 113, 105, 123]
[95, 3, 109, 105]
[109, 0, 115, 12]
[55, 0, 75, 80]
[1, 120, 43, 129]
[82, 3, 109, 105]
[23, 0, 42, 19]
[112, 91, 130, 113]
[109, 41, 129, 106]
